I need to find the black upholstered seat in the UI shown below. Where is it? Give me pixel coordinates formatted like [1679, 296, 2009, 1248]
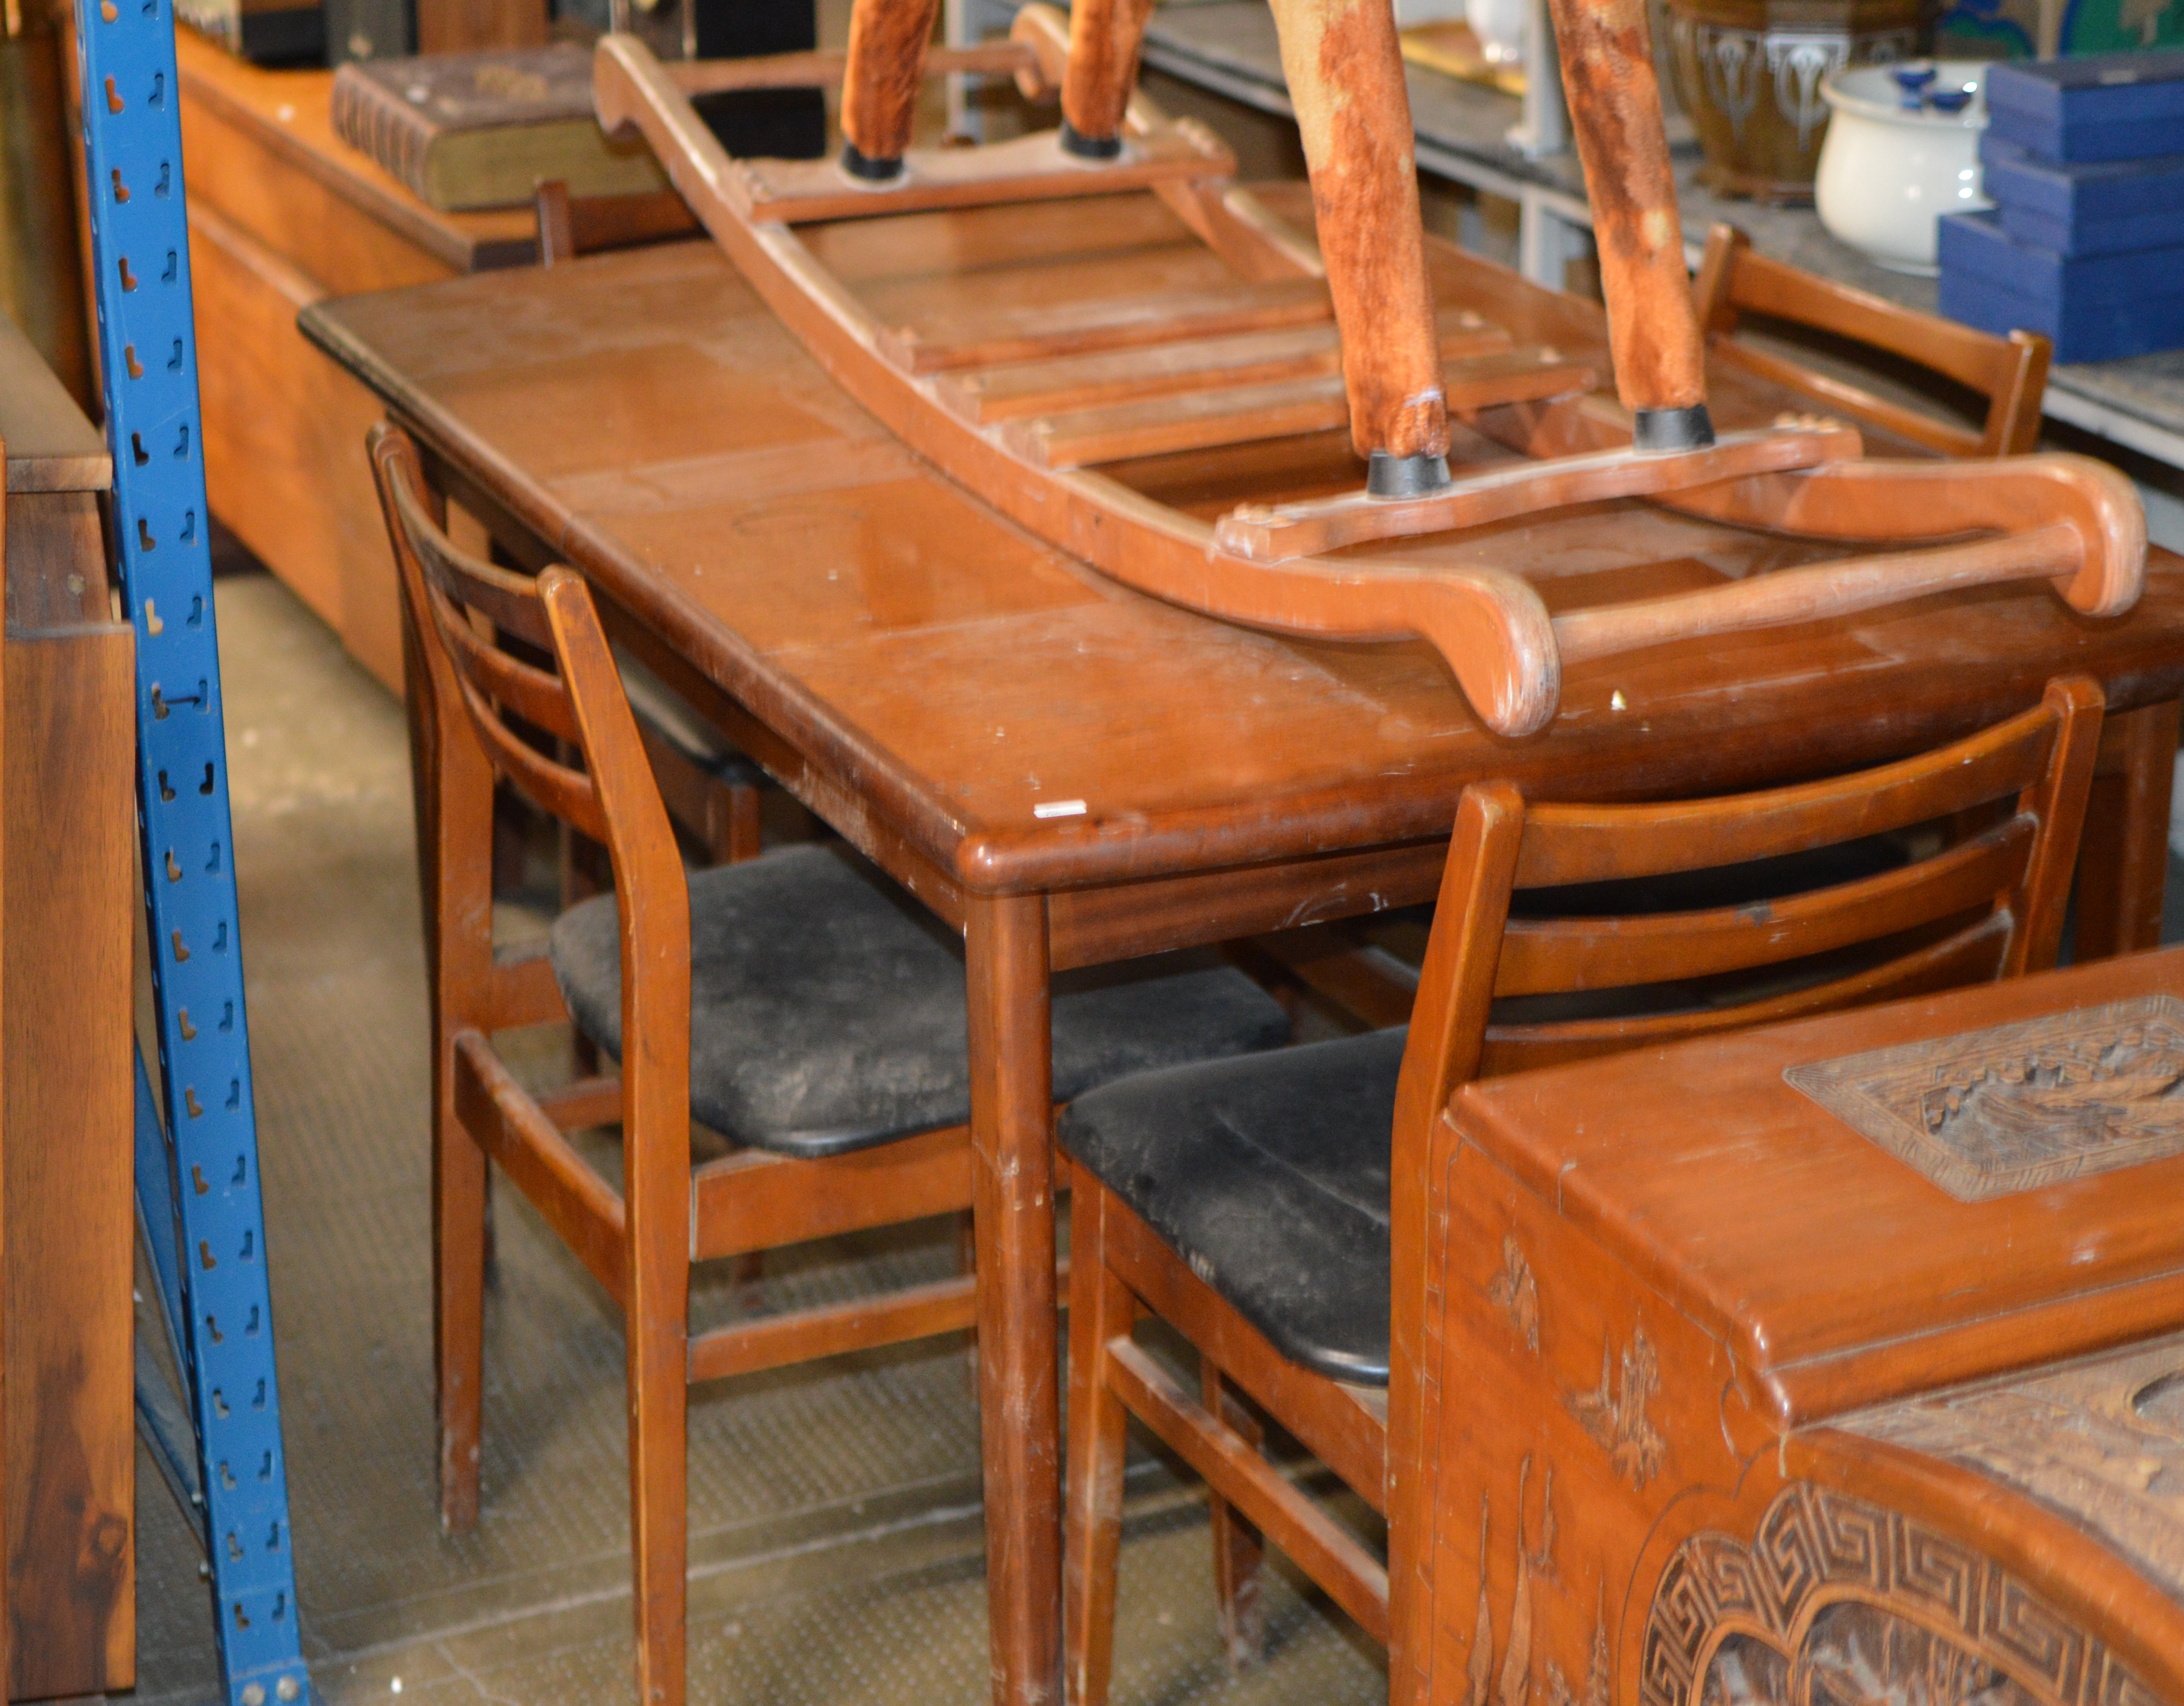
[1059, 1027, 1406, 1388]
[550, 844, 1292, 1161]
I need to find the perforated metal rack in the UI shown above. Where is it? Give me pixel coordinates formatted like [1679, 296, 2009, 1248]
[73, 0, 312, 1698]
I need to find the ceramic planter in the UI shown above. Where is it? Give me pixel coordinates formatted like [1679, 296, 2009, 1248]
[1664, 0, 1925, 202]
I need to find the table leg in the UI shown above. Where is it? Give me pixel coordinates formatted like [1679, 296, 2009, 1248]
[966, 892, 1064, 1706]
[2072, 697, 2180, 962]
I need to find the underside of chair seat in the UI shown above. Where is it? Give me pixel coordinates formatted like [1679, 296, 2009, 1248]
[549, 844, 1291, 1160]
[1060, 1027, 1407, 1388]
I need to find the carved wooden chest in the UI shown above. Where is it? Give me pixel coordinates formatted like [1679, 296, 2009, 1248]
[1418, 947, 2184, 1706]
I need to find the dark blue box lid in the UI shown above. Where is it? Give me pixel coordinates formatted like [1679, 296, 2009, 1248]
[1985, 50, 2184, 161]
[1939, 209, 2184, 359]
[2000, 198, 2184, 255]
[1939, 207, 2184, 305]
[1980, 135, 2184, 220]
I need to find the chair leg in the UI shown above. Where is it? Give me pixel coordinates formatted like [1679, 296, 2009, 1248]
[1065, 1181, 1134, 1706]
[720, 780, 764, 864]
[1203, 1363, 1267, 1668]
[435, 1062, 490, 1533]
[958, 1206, 980, 1400]
[731, 1249, 765, 1312]
[627, 1293, 689, 1706]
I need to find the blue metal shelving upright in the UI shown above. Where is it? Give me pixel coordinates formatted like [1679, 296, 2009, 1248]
[72, 0, 313, 1698]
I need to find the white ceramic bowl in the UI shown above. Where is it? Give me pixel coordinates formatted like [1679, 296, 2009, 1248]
[1815, 61, 1990, 276]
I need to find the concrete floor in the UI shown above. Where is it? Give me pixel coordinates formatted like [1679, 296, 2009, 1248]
[131, 571, 1387, 1705]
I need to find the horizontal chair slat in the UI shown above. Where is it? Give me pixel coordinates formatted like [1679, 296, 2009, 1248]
[1104, 1337, 1391, 1645]
[452, 1031, 625, 1303]
[687, 1274, 980, 1384]
[1494, 817, 2032, 996]
[1513, 702, 2056, 888]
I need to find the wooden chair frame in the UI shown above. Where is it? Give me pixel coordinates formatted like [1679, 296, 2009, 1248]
[1064, 676, 2105, 1706]
[372, 423, 1010, 1706]
[1693, 223, 2053, 459]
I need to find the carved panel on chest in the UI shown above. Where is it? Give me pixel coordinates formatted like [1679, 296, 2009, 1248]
[1786, 995, 2184, 1201]
[1843, 1335, 2184, 1611]
[1423, 954, 2184, 1706]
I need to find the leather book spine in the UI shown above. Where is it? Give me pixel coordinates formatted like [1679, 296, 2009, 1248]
[329, 64, 436, 200]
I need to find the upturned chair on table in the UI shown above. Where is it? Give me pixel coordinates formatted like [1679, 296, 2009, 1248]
[1256, 227, 2065, 1036]
[1061, 674, 2105, 1706]
[367, 424, 1291, 1706]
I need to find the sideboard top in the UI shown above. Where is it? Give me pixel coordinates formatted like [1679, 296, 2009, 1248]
[1, 316, 110, 496]
[1448, 948, 2184, 1424]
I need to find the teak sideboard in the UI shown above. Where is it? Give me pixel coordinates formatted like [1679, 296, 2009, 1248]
[302, 202, 2184, 1706]
[175, 24, 534, 691]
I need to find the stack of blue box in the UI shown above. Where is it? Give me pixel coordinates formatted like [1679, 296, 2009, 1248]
[1939, 49, 2184, 363]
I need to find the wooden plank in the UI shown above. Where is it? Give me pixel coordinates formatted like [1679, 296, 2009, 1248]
[881, 275, 1331, 376]
[1215, 421, 1863, 561]
[0, 319, 109, 496]
[1004, 347, 1596, 470]
[733, 122, 1234, 228]
[414, 0, 546, 59]
[685, 1274, 980, 1383]
[4, 489, 135, 1699]
[934, 309, 1509, 426]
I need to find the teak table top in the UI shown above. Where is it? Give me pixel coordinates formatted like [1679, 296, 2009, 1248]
[302, 205, 2184, 903]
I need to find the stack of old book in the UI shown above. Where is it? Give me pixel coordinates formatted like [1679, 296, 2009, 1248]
[331, 44, 672, 210]
[1939, 49, 2184, 363]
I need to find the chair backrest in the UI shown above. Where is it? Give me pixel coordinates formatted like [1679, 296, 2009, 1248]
[1383, 676, 2101, 1453]
[1397, 676, 2104, 1145]
[1693, 223, 2052, 458]
[366, 423, 681, 911]
[534, 178, 699, 268]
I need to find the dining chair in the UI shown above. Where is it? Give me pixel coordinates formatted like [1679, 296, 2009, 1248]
[1061, 674, 2105, 1706]
[1692, 222, 2052, 458]
[366, 422, 1291, 1706]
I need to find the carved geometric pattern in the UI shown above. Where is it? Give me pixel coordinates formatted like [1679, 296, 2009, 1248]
[1784, 995, 2184, 1200]
[1640, 1484, 2167, 1706]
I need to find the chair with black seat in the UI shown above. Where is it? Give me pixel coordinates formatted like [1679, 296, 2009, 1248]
[1061, 675, 2105, 1706]
[367, 423, 1290, 1706]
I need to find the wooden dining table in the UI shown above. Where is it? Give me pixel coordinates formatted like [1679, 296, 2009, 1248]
[298, 186, 2184, 1706]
